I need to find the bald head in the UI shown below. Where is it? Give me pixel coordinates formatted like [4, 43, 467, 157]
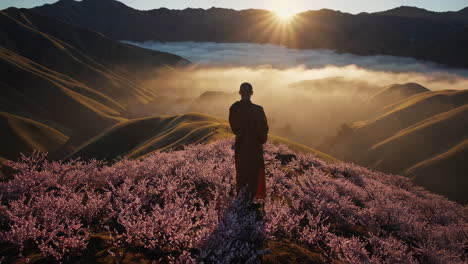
[239, 82, 253, 99]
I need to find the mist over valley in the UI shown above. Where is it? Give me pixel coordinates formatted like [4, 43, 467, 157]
[126, 41, 468, 147]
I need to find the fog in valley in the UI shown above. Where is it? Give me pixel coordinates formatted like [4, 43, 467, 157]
[127, 42, 468, 147]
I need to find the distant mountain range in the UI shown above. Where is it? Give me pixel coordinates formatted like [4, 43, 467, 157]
[30, 0, 468, 68]
[376, 6, 468, 23]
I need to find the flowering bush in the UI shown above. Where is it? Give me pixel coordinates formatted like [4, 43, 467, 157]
[0, 140, 466, 263]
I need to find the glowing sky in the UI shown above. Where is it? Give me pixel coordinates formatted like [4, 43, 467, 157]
[1, 0, 466, 14]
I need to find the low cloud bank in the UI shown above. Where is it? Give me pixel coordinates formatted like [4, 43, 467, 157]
[125, 41, 468, 147]
[125, 41, 468, 76]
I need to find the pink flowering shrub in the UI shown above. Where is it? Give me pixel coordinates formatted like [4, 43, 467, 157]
[0, 140, 466, 263]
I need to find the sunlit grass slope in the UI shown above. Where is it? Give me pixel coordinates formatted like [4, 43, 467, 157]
[323, 89, 468, 202]
[0, 8, 187, 160]
[0, 47, 125, 138]
[370, 83, 430, 103]
[370, 104, 468, 173]
[0, 112, 68, 160]
[366, 83, 430, 112]
[68, 112, 337, 162]
[353, 89, 468, 145]
[0, 9, 187, 105]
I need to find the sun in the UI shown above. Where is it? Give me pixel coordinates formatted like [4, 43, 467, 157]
[273, 9, 297, 21]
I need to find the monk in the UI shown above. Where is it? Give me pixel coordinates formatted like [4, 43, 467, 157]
[229, 83, 269, 201]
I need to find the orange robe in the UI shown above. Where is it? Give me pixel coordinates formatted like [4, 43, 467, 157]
[229, 99, 269, 200]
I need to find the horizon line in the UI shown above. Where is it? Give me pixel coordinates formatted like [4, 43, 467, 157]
[2, 0, 467, 15]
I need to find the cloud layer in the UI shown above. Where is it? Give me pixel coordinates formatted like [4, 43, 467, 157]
[125, 41, 468, 75]
[125, 41, 468, 147]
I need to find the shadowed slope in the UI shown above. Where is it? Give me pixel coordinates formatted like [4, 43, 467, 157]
[408, 139, 468, 203]
[0, 112, 68, 160]
[68, 113, 228, 160]
[369, 105, 468, 173]
[322, 89, 468, 202]
[349, 89, 468, 157]
[0, 47, 125, 138]
[68, 112, 337, 162]
[0, 9, 187, 105]
[0, 8, 187, 160]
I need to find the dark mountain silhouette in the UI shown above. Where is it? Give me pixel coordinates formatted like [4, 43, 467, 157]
[32, 0, 468, 68]
[321, 88, 468, 202]
[0, 8, 187, 159]
[376, 6, 468, 24]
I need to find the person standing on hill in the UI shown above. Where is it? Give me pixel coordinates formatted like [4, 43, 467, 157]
[229, 82, 269, 201]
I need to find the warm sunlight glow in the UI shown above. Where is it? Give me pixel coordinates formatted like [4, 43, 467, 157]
[270, 0, 301, 22]
[273, 9, 297, 21]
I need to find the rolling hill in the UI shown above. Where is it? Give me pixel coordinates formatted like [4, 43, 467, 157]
[0, 8, 187, 105]
[68, 112, 337, 163]
[408, 139, 468, 202]
[366, 83, 431, 111]
[0, 47, 125, 138]
[32, 0, 468, 68]
[321, 88, 468, 202]
[0, 111, 68, 160]
[0, 8, 187, 160]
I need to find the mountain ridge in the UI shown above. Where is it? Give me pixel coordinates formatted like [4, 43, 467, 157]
[31, 0, 468, 68]
[375, 5, 468, 22]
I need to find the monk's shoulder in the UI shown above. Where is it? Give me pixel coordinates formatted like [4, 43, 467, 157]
[252, 103, 264, 112]
[230, 101, 242, 111]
